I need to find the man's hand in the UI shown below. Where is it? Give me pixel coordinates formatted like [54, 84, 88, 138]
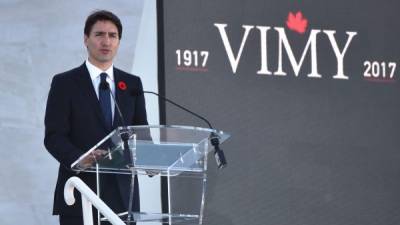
[77, 149, 108, 169]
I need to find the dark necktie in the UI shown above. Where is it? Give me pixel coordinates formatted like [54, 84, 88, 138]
[99, 73, 112, 131]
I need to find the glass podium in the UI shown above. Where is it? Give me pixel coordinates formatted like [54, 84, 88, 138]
[71, 125, 230, 224]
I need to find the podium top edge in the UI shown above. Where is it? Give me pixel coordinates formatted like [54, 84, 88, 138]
[119, 124, 229, 136]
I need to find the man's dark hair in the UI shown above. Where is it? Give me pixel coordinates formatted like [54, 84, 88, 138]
[84, 10, 123, 39]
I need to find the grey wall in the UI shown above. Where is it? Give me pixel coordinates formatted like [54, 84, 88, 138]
[0, 1, 144, 224]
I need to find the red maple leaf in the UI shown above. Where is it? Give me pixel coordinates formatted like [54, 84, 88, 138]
[286, 11, 308, 34]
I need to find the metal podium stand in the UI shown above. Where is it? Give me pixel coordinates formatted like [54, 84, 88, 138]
[70, 125, 230, 225]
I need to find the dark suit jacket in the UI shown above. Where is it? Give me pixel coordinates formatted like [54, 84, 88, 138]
[44, 63, 148, 216]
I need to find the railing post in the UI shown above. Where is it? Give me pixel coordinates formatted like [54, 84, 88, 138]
[64, 177, 126, 225]
[81, 195, 94, 225]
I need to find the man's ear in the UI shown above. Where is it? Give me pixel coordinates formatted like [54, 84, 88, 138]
[84, 35, 88, 46]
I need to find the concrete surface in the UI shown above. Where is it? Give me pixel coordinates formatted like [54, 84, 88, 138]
[0, 1, 144, 224]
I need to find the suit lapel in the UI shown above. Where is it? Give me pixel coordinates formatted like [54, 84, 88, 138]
[74, 63, 108, 132]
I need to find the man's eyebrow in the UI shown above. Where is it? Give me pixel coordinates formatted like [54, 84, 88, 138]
[94, 31, 117, 35]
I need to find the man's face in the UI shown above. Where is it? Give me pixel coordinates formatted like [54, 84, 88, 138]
[84, 20, 120, 69]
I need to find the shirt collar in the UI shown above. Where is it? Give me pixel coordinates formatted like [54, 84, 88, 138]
[85, 59, 114, 82]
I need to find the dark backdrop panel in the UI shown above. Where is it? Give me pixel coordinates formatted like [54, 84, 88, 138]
[161, 1, 400, 225]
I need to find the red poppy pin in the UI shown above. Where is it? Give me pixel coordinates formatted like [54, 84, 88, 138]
[118, 81, 127, 90]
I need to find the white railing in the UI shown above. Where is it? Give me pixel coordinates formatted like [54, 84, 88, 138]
[64, 176, 125, 225]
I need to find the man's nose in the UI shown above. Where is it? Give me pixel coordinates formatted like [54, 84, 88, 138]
[102, 35, 111, 45]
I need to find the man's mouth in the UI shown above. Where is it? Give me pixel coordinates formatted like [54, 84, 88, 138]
[100, 49, 110, 54]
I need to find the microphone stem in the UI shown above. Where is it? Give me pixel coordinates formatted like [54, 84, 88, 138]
[144, 91, 213, 129]
[109, 88, 126, 127]
[142, 90, 227, 169]
[103, 82, 137, 218]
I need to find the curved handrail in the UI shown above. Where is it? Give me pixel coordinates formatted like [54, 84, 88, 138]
[64, 177, 125, 225]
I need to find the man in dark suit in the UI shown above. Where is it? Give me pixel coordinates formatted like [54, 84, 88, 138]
[44, 10, 147, 225]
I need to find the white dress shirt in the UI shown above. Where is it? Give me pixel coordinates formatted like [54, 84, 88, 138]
[85, 60, 115, 122]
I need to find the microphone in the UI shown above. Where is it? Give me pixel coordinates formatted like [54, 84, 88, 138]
[133, 90, 227, 169]
[100, 80, 133, 164]
[100, 81, 127, 128]
[101, 80, 138, 224]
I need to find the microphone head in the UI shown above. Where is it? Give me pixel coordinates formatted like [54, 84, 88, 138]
[100, 81, 109, 90]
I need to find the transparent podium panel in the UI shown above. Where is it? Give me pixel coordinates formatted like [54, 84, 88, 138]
[101, 173, 206, 224]
[71, 125, 229, 176]
[70, 125, 230, 224]
[166, 172, 207, 224]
